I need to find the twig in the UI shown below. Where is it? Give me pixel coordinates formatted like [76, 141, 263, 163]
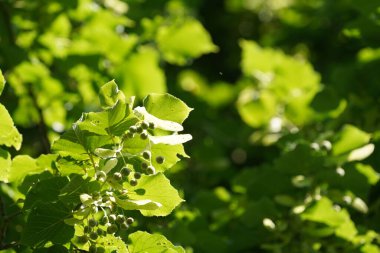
[0, 1, 15, 44]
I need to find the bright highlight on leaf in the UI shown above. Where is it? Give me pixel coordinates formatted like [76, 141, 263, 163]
[134, 106, 184, 132]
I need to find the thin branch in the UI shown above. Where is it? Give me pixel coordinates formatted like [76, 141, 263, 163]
[0, 1, 15, 45]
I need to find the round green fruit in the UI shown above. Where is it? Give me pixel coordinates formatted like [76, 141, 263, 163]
[108, 214, 117, 223]
[121, 167, 131, 176]
[141, 162, 148, 169]
[140, 131, 148, 140]
[116, 214, 125, 224]
[130, 179, 138, 186]
[107, 224, 118, 234]
[101, 216, 109, 224]
[148, 122, 155, 129]
[146, 166, 155, 175]
[84, 225, 90, 233]
[134, 172, 142, 179]
[129, 126, 137, 133]
[142, 150, 151, 160]
[155, 156, 165, 164]
[97, 228, 104, 236]
[113, 172, 122, 181]
[120, 222, 129, 230]
[78, 235, 89, 243]
[126, 217, 134, 225]
[89, 244, 97, 253]
[141, 121, 149, 129]
[88, 218, 97, 227]
[90, 231, 98, 240]
[136, 126, 143, 134]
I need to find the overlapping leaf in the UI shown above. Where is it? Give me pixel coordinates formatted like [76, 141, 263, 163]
[128, 231, 185, 253]
[21, 202, 74, 247]
[124, 173, 184, 216]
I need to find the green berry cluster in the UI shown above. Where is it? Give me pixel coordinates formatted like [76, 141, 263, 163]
[77, 119, 169, 252]
[123, 120, 155, 140]
[77, 209, 135, 252]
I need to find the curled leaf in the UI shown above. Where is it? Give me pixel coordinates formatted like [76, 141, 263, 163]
[115, 197, 162, 210]
[134, 106, 183, 131]
[149, 134, 192, 145]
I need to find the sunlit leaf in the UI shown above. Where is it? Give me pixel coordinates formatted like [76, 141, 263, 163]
[0, 148, 11, 182]
[0, 104, 23, 150]
[115, 198, 162, 210]
[134, 106, 184, 132]
[149, 134, 192, 145]
[99, 80, 126, 109]
[143, 93, 193, 124]
[333, 125, 371, 156]
[156, 19, 218, 65]
[128, 231, 185, 253]
[124, 173, 183, 216]
[116, 47, 166, 98]
[8, 155, 50, 183]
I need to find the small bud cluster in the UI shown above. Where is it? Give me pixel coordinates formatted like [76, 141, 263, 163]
[123, 121, 155, 141]
[77, 205, 135, 251]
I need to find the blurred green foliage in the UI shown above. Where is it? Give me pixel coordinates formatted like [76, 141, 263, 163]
[1, 0, 380, 252]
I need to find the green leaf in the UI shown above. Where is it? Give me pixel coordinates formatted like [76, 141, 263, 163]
[301, 197, 358, 240]
[156, 19, 218, 65]
[150, 143, 189, 173]
[236, 89, 276, 128]
[97, 234, 129, 253]
[134, 106, 184, 131]
[301, 197, 347, 227]
[24, 177, 69, 210]
[125, 173, 184, 216]
[8, 155, 50, 183]
[333, 125, 371, 156]
[21, 202, 74, 247]
[116, 46, 166, 98]
[360, 244, 380, 253]
[128, 231, 185, 253]
[0, 148, 11, 182]
[0, 69, 5, 95]
[238, 40, 321, 126]
[77, 101, 135, 137]
[59, 175, 100, 207]
[0, 104, 23, 150]
[56, 158, 85, 176]
[123, 136, 188, 172]
[99, 80, 126, 109]
[115, 198, 162, 210]
[52, 126, 112, 160]
[143, 93, 193, 124]
[51, 128, 89, 160]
